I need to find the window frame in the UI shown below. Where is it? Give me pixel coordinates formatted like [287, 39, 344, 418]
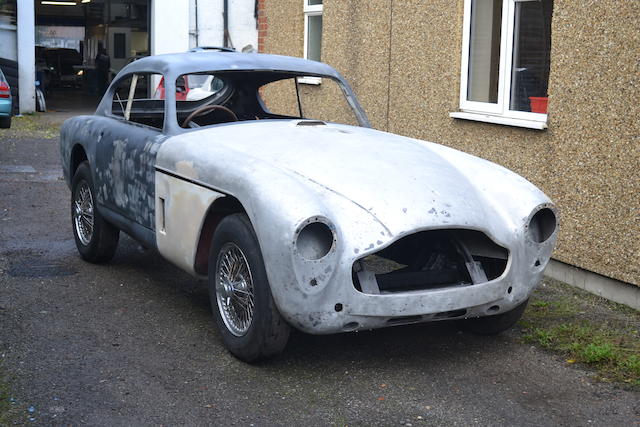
[456, 0, 549, 128]
[301, 0, 323, 85]
[108, 72, 166, 131]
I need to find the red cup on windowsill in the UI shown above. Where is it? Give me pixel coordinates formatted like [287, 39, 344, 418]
[529, 96, 548, 114]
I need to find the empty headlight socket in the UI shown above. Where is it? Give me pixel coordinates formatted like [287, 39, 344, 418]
[294, 216, 337, 261]
[526, 205, 558, 244]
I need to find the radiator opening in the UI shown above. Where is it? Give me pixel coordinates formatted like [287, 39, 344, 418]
[353, 229, 508, 294]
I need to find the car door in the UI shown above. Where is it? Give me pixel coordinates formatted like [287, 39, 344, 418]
[95, 72, 167, 230]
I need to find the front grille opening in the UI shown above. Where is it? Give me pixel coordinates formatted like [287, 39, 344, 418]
[353, 229, 508, 294]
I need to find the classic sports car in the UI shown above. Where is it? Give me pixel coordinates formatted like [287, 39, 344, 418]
[60, 49, 558, 362]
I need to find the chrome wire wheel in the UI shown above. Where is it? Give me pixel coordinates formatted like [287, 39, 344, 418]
[73, 180, 94, 246]
[215, 242, 256, 337]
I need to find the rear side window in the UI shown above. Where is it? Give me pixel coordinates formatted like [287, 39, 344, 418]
[111, 73, 164, 129]
[260, 77, 360, 126]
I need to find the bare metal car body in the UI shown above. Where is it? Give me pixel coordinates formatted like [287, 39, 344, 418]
[60, 51, 558, 358]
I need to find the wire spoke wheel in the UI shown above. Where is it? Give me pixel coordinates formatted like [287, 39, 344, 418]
[70, 161, 119, 263]
[215, 242, 256, 337]
[208, 214, 290, 361]
[73, 180, 94, 245]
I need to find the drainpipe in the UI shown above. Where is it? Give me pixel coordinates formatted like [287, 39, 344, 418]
[195, 0, 199, 47]
[223, 0, 230, 48]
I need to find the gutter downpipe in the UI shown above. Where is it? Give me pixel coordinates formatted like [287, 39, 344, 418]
[195, 0, 199, 47]
[223, 0, 230, 48]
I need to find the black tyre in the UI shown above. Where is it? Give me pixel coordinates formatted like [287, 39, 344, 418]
[457, 299, 529, 335]
[208, 213, 290, 362]
[0, 116, 10, 129]
[71, 161, 119, 263]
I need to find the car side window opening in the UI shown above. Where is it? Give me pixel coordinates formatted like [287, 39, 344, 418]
[260, 77, 359, 126]
[174, 73, 233, 128]
[175, 71, 360, 129]
[111, 72, 164, 129]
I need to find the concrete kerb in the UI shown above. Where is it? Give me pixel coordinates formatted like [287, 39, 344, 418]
[545, 259, 640, 311]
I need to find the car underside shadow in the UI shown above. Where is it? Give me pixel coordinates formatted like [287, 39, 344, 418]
[261, 320, 515, 367]
[94, 235, 515, 365]
[107, 233, 212, 313]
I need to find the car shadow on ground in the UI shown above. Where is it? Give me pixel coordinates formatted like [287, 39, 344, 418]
[100, 235, 510, 368]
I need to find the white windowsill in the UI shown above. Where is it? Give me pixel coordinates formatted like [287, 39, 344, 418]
[449, 111, 547, 130]
[298, 76, 321, 85]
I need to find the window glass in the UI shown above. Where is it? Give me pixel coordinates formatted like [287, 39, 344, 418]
[509, 0, 553, 112]
[307, 15, 323, 61]
[467, 0, 502, 103]
[260, 77, 359, 126]
[0, 0, 16, 26]
[111, 73, 164, 129]
[114, 33, 126, 59]
[304, 0, 323, 62]
[461, 0, 554, 120]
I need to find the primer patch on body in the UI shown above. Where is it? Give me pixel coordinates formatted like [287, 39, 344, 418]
[175, 161, 199, 180]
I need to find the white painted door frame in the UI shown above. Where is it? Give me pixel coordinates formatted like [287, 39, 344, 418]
[17, 0, 35, 114]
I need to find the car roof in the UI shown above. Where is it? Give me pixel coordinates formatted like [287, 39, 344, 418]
[95, 50, 371, 133]
[118, 51, 341, 79]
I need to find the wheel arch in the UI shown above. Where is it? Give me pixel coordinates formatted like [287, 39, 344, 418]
[193, 195, 247, 275]
[70, 143, 88, 180]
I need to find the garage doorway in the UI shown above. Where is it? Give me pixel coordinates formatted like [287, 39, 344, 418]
[35, 0, 150, 113]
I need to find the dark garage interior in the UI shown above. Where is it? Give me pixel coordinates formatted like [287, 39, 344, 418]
[34, 0, 149, 113]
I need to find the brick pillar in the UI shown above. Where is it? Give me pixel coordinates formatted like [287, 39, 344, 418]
[257, 0, 267, 52]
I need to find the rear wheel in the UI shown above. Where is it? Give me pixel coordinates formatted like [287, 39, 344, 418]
[457, 299, 528, 335]
[208, 214, 290, 362]
[71, 161, 119, 263]
[0, 116, 10, 129]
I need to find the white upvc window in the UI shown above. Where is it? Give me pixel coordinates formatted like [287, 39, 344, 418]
[452, 0, 553, 130]
[301, 0, 323, 84]
[303, 0, 323, 61]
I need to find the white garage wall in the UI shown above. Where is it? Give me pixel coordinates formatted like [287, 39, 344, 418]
[228, 0, 257, 52]
[151, 0, 190, 55]
[188, 0, 257, 52]
[153, 0, 257, 55]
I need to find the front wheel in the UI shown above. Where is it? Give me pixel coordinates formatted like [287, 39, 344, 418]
[208, 214, 290, 362]
[457, 299, 529, 335]
[71, 161, 119, 263]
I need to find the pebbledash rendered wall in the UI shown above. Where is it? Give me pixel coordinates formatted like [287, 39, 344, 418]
[261, 0, 640, 287]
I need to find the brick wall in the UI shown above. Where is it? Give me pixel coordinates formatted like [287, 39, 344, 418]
[257, 0, 267, 52]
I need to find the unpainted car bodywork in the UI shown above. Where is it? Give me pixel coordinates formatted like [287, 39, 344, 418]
[60, 51, 558, 348]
